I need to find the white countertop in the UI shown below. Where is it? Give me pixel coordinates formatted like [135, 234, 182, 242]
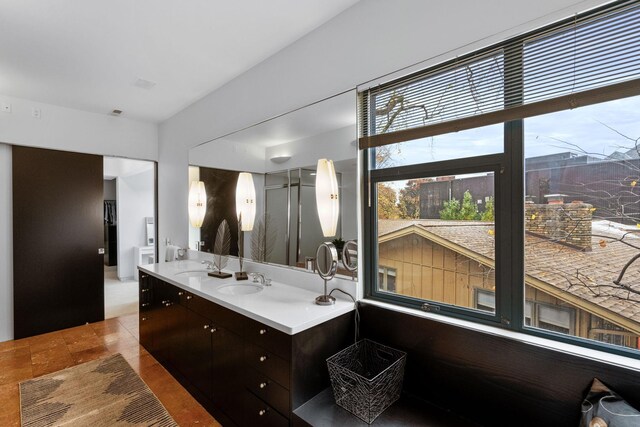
[139, 260, 355, 335]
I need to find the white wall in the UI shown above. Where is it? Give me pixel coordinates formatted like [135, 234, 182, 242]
[0, 95, 157, 341]
[104, 179, 116, 200]
[158, 0, 607, 260]
[0, 144, 13, 342]
[264, 125, 356, 173]
[0, 94, 157, 160]
[189, 139, 266, 173]
[117, 169, 155, 279]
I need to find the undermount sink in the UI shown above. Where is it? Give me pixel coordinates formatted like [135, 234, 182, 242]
[218, 283, 264, 295]
[174, 270, 211, 278]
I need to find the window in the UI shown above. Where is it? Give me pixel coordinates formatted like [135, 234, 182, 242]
[362, 1, 640, 357]
[374, 170, 498, 315]
[478, 290, 576, 335]
[524, 98, 640, 345]
[475, 289, 495, 313]
[590, 319, 639, 349]
[378, 267, 397, 293]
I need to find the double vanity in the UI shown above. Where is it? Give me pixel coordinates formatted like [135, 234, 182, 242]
[138, 260, 355, 426]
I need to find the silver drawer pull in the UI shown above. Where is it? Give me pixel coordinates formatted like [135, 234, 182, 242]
[186, 295, 193, 300]
[203, 324, 210, 329]
[141, 303, 150, 307]
[210, 328, 217, 333]
[259, 355, 268, 362]
[259, 329, 267, 335]
[258, 409, 267, 416]
[259, 382, 268, 389]
[141, 317, 147, 321]
[178, 291, 184, 296]
[141, 289, 149, 293]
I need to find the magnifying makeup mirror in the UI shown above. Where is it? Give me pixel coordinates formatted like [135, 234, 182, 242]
[342, 240, 357, 279]
[315, 242, 338, 305]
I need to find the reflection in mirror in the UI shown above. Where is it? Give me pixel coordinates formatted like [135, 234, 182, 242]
[188, 166, 242, 256]
[342, 240, 358, 279]
[315, 242, 338, 305]
[188, 90, 357, 277]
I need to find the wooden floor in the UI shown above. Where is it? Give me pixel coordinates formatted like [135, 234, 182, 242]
[0, 314, 221, 426]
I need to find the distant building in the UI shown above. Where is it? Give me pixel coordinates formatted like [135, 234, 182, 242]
[378, 202, 640, 349]
[418, 152, 640, 223]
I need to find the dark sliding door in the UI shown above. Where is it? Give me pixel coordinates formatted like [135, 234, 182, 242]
[13, 146, 104, 339]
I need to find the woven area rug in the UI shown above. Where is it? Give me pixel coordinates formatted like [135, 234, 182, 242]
[19, 353, 177, 427]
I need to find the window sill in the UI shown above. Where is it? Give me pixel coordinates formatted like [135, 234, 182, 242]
[363, 298, 640, 372]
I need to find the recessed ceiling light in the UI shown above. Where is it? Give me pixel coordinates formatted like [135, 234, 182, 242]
[134, 78, 156, 90]
[110, 109, 123, 116]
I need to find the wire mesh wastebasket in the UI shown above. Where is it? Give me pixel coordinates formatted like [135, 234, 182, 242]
[326, 339, 406, 424]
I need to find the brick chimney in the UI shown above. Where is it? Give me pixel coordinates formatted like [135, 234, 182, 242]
[525, 202, 593, 251]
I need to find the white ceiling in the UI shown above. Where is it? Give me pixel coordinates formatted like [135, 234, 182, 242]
[0, 0, 359, 123]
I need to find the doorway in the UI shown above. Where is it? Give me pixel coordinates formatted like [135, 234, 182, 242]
[103, 157, 156, 319]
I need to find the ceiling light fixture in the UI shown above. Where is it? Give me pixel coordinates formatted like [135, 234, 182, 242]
[110, 109, 123, 116]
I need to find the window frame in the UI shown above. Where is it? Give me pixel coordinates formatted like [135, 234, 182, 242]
[365, 151, 513, 327]
[361, 0, 640, 359]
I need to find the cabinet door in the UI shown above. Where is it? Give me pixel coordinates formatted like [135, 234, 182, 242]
[185, 309, 213, 399]
[212, 327, 245, 424]
[153, 280, 173, 363]
[138, 273, 153, 350]
[166, 287, 188, 373]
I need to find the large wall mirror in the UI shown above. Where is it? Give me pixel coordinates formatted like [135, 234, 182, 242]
[188, 90, 357, 276]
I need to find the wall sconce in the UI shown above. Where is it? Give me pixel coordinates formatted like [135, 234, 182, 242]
[270, 155, 291, 164]
[270, 155, 291, 163]
[188, 181, 207, 228]
[315, 158, 339, 237]
[235, 172, 256, 231]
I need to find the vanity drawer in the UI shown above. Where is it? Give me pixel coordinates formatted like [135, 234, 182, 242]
[245, 343, 290, 388]
[188, 293, 245, 336]
[244, 390, 289, 427]
[246, 368, 289, 417]
[244, 317, 291, 361]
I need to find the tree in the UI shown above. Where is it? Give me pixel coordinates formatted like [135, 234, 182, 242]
[480, 197, 494, 221]
[377, 183, 401, 219]
[439, 190, 479, 220]
[459, 190, 479, 220]
[439, 197, 461, 220]
[398, 179, 424, 219]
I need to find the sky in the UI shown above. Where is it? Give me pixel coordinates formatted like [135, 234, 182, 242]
[378, 95, 640, 170]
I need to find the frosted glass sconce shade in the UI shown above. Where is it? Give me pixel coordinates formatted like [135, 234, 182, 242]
[236, 172, 256, 231]
[188, 181, 207, 228]
[315, 159, 339, 237]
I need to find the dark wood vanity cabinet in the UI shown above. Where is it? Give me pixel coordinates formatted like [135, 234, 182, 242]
[138, 271, 353, 426]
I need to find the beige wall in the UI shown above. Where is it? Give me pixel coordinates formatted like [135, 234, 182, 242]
[379, 234, 638, 348]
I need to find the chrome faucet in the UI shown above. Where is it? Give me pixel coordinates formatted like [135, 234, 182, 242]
[250, 273, 271, 286]
[201, 260, 214, 270]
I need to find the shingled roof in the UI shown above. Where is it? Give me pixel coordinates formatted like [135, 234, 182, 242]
[378, 219, 640, 333]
